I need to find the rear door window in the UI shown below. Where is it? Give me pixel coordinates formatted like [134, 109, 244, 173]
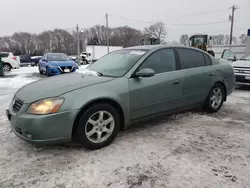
[1, 53, 9, 58]
[177, 48, 206, 69]
[204, 54, 212, 65]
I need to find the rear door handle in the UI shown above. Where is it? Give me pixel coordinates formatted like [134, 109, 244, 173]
[173, 79, 180, 85]
[209, 73, 214, 76]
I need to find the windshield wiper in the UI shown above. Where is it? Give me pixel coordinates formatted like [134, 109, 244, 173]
[96, 72, 103, 76]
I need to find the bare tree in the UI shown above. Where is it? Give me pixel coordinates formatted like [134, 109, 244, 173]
[180, 34, 189, 45]
[110, 26, 142, 47]
[239, 34, 247, 44]
[37, 31, 53, 53]
[144, 22, 167, 43]
[12, 32, 33, 54]
[232, 36, 237, 44]
[212, 34, 225, 45]
[224, 35, 230, 45]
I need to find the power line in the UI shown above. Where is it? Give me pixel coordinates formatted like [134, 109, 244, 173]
[108, 14, 229, 27]
[168, 20, 229, 26]
[107, 14, 155, 24]
[174, 8, 229, 19]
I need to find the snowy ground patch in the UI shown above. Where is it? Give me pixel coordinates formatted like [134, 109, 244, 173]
[0, 68, 250, 187]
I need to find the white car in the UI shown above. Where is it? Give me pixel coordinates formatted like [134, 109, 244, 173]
[221, 49, 250, 86]
[1, 52, 19, 71]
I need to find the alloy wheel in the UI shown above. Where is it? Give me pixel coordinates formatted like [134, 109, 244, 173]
[85, 111, 115, 144]
[210, 87, 223, 109]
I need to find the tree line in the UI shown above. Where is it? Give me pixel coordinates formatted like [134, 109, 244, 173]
[0, 22, 166, 56]
[0, 21, 247, 56]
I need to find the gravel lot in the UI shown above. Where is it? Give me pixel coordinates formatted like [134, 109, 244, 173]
[0, 67, 250, 188]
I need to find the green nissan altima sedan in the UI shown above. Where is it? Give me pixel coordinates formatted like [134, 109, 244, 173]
[6, 45, 235, 150]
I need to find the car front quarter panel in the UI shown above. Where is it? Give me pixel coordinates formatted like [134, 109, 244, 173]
[60, 77, 130, 127]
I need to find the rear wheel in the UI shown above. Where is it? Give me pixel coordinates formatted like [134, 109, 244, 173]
[73, 103, 120, 150]
[3, 63, 12, 72]
[204, 83, 225, 113]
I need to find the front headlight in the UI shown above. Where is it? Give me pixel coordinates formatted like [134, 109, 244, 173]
[27, 98, 64, 115]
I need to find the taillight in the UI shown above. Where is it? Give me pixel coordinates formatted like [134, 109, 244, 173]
[12, 57, 17, 61]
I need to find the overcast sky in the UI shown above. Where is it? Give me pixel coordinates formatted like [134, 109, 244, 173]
[1, 0, 249, 41]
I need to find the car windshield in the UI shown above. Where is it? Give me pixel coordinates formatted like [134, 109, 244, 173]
[87, 49, 148, 77]
[47, 53, 70, 61]
[241, 53, 250, 61]
[194, 37, 205, 45]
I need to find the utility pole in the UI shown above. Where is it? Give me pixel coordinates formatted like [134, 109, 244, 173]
[76, 24, 80, 55]
[81, 29, 85, 52]
[106, 14, 110, 53]
[229, 4, 239, 45]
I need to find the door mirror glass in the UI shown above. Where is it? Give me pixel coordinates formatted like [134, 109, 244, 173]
[135, 68, 155, 78]
[221, 49, 235, 60]
[227, 56, 236, 61]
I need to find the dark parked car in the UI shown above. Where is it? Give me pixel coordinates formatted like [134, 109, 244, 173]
[19, 55, 42, 67]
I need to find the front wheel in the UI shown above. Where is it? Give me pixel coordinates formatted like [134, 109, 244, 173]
[46, 68, 50, 77]
[73, 103, 120, 150]
[38, 66, 43, 74]
[82, 60, 88, 65]
[204, 83, 225, 113]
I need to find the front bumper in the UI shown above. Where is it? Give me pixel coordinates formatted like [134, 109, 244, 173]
[48, 66, 78, 76]
[6, 108, 78, 144]
[235, 74, 250, 86]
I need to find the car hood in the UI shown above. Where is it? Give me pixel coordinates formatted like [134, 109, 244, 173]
[15, 73, 114, 103]
[232, 60, 250, 68]
[48, 60, 77, 66]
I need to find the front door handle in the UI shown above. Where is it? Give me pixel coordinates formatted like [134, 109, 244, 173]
[173, 79, 180, 85]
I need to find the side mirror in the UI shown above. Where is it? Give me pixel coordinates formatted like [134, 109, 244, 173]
[227, 57, 236, 62]
[42, 59, 47, 62]
[135, 68, 155, 78]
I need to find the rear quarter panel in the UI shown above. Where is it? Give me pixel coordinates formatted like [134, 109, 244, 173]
[213, 63, 235, 97]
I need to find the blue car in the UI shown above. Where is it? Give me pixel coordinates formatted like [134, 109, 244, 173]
[38, 53, 79, 76]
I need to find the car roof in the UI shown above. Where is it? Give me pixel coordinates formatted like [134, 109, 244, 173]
[125, 45, 206, 53]
[47, 53, 66, 55]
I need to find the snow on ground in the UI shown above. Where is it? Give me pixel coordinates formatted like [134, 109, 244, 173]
[0, 65, 89, 111]
[0, 67, 250, 188]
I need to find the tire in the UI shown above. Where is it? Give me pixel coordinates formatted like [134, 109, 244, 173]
[204, 83, 225, 113]
[73, 103, 120, 150]
[3, 63, 12, 72]
[38, 66, 43, 74]
[46, 68, 50, 77]
[82, 60, 88, 65]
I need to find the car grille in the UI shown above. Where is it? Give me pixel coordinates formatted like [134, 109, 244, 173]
[12, 98, 24, 112]
[234, 67, 250, 75]
[58, 66, 73, 73]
